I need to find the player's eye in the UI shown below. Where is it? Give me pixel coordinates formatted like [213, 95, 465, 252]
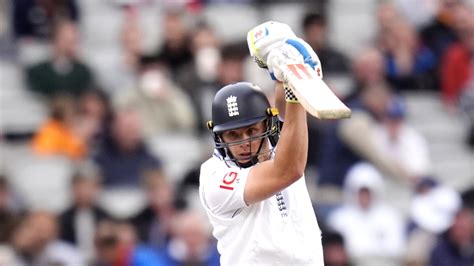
[225, 131, 240, 140]
[247, 127, 260, 136]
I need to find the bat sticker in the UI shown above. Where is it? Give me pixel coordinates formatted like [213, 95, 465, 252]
[287, 64, 313, 80]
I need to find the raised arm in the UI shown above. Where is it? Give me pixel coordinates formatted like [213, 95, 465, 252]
[243, 80, 308, 204]
[242, 22, 317, 204]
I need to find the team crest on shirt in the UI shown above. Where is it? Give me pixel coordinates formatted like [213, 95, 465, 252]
[226, 95, 239, 117]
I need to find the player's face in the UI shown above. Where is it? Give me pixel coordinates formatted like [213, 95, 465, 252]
[358, 187, 372, 210]
[221, 121, 270, 163]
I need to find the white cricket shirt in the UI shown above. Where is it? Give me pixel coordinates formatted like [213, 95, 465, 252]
[199, 154, 324, 265]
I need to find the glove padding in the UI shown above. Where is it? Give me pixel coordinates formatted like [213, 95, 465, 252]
[247, 21, 323, 82]
[247, 21, 296, 67]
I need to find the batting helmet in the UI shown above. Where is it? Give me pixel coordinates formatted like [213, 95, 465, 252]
[207, 82, 280, 167]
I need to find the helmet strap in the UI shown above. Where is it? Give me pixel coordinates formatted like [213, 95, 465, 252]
[213, 133, 227, 159]
[268, 117, 280, 148]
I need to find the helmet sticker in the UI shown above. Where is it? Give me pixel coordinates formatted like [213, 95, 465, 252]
[226, 95, 239, 117]
[248, 83, 262, 91]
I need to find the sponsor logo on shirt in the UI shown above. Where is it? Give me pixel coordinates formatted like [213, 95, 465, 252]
[220, 171, 239, 190]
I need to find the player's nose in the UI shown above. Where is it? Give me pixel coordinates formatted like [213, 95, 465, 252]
[239, 138, 251, 148]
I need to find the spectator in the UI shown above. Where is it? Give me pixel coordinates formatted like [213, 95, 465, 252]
[120, 7, 143, 76]
[347, 46, 387, 100]
[130, 169, 176, 249]
[34, 211, 84, 265]
[157, 210, 219, 266]
[440, 4, 474, 109]
[93, 219, 164, 266]
[175, 163, 202, 211]
[327, 162, 406, 265]
[322, 231, 351, 266]
[93, 107, 162, 187]
[177, 21, 221, 91]
[376, 3, 437, 91]
[192, 42, 248, 133]
[176, 22, 221, 134]
[0, 176, 22, 244]
[316, 50, 410, 189]
[394, 0, 438, 28]
[114, 56, 197, 138]
[77, 89, 113, 152]
[154, 10, 193, 81]
[59, 160, 109, 263]
[114, 221, 165, 266]
[429, 204, 474, 265]
[339, 84, 410, 183]
[12, 0, 80, 40]
[102, 6, 143, 95]
[25, 19, 95, 98]
[312, 47, 387, 188]
[32, 95, 97, 160]
[459, 85, 474, 150]
[314, 49, 412, 218]
[93, 219, 121, 266]
[213, 42, 248, 90]
[302, 12, 350, 75]
[9, 214, 40, 265]
[373, 96, 431, 180]
[420, 0, 460, 63]
[461, 187, 474, 211]
[10, 211, 84, 265]
[405, 177, 461, 265]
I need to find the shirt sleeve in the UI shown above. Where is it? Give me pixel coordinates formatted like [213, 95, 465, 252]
[202, 165, 250, 218]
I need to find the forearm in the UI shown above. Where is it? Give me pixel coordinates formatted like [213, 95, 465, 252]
[274, 82, 286, 120]
[273, 98, 308, 179]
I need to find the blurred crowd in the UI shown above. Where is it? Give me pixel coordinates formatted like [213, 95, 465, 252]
[0, 0, 473, 265]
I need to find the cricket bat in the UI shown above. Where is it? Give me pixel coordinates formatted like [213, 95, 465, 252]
[283, 63, 351, 119]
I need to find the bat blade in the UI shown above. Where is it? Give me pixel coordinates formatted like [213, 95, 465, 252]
[284, 63, 351, 119]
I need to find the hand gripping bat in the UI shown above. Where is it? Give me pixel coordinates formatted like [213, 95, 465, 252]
[247, 21, 351, 119]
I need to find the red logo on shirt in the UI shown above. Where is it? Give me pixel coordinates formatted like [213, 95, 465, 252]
[219, 171, 238, 190]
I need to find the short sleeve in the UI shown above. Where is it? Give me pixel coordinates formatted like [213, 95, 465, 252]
[201, 165, 250, 218]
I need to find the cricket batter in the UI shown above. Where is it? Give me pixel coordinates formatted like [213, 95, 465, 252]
[199, 22, 325, 265]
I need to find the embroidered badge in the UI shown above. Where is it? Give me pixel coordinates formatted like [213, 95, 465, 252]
[226, 95, 239, 117]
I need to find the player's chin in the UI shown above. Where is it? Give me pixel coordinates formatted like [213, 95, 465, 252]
[235, 155, 253, 164]
[236, 157, 252, 164]
[235, 152, 252, 160]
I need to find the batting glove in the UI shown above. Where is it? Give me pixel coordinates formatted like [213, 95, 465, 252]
[247, 21, 296, 69]
[247, 21, 323, 82]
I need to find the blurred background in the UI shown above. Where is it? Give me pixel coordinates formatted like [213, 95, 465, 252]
[0, 0, 473, 265]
